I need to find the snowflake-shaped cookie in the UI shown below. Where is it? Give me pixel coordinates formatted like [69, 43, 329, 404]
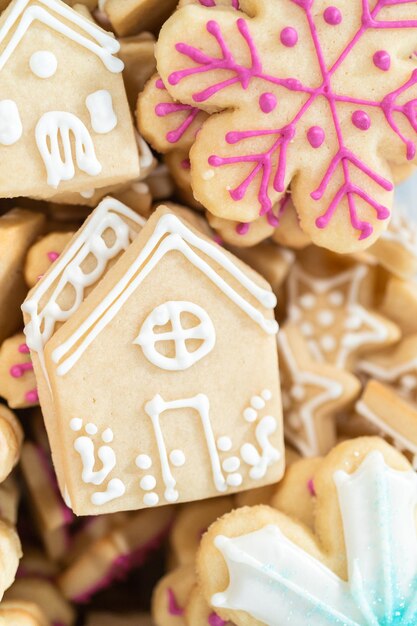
[198, 439, 417, 626]
[286, 260, 400, 369]
[157, 0, 417, 252]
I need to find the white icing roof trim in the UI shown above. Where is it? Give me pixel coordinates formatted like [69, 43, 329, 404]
[0, 0, 123, 73]
[51, 212, 279, 376]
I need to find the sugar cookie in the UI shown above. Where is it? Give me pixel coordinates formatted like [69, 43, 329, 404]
[152, 564, 196, 626]
[0, 601, 48, 626]
[24, 232, 75, 289]
[198, 437, 417, 626]
[0, 406, 22, 484]
[5, 578, 75, 626]
[157, 1, 417, 253]
[0, 333, 39, 408]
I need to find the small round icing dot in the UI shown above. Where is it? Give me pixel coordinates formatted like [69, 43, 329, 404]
[70, 418, 82, 432]
[85, 423, 98, 435]
[299, 293, 316, 309]
[217, 436, 232, 452]
[259, 92, 277, 114]
[317, 310, 334, 327]
[301, 322, 314, 337]
[30, 51, 58, 78]
[226, 473, 243, 487]
[102, 428, 113, 443]
[321, 335, 336, 352]
[261, 389, 272, 401]
[170, 450, 186, 467]
[143, 492, 159, 506]
[166, 489, 179, 503]
[280, 27, 298, 47]
[324, 6, 342, 25]
[222, 457, 241, 473]
[140, 475, 156, 491]
[243, 407, 257, 423]
[136, 454, 152, 470]
[373, 50, 391, 72]
[307, 126, 325, 148]
[251, 396, 265, 410]
[352, 110, 371, 131]
[291, 385, 305, 401]
[329, 291, 344, 307]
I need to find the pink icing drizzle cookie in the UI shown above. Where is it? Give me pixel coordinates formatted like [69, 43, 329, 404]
[165, 0, 417, 242]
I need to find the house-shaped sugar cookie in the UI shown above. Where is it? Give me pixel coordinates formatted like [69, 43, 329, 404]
[22, 196, 145, 493]
[0, 0, 139, 199]
[26, 207, 284, 515]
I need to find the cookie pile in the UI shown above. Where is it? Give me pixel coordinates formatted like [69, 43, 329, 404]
[0, 0, 416, 624]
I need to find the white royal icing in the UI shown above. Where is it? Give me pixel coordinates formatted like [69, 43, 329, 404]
[22, 197, 144, 385]
[145, 393, 227, 503]
[135, 454, 152, 470]
[73, 423, 116, 486]
[278, 331, 343, 457]
[91, 478, 125, 506]
[213, 452, 417, 625]
[287, 264, 389, 368]
[29, 50, 57, 78]
[134, 301, 216, 371]
[0, 99, 22, 145]
[240, 415, 280, 480]
[50, 213, 278, 376]
[0, 0, 123, 73]
[86, 90, 117, 134]
[35, 111, 102, 188]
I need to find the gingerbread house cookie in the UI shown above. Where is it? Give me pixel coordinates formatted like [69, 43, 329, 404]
[28, 207, 283, 514]
[0, 0, 139, 199]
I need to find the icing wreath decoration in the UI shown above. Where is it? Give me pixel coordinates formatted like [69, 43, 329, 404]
[157, 0, 417, 252]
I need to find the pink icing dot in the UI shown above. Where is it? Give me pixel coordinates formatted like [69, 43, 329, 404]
[10, 362, 33, 378]
[373, 50, 391, 72]
[352, 110, 371, 131]
[280, 27, 298, 48]
[47, 251, 59, 262]
[307, 479, 316, 496]
[307, 126, 325, 148]
[181, 158, 191, 170]
[236, 222, 250, 235]
[25, 389, 39, 403]
[323, 6, 342, 25]
[18, 343, 30, 354]
[259, 92, 277, 114]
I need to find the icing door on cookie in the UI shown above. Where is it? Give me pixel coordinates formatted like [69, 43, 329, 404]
[134, 301, 216, 371]
[137, 393, 227, 507]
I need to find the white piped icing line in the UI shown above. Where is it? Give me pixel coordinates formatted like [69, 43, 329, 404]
[134, 301, 216, 371]
[70, 418, 125, 506]
[29, 50, 57, 78]
[145, 393, 226, 502]
[22, 197, 145, 385]
[50, 212, 278, 376]
[0, 0, 123, 73]
[35, 111, 102, 188]
[0, 100, 22, 145]
[287, 264, 389, 368]
[86, 90, 117, 134]
[278, 331, 343, 457]
[212, 452, 417, 626]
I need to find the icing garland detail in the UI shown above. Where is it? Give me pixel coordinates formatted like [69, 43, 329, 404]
[167, 1, 417, 240]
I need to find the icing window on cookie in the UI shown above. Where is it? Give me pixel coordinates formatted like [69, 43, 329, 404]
[145, 393, 227, 502]
[29, 50, 57, 78]
[134, 301, 216, 371]
[0, 100, 22, 145]
[86, 90, 117, 134]
[35, 111, 102, 188]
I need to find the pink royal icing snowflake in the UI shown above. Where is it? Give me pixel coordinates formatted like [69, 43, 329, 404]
[157, 0, 417, 252]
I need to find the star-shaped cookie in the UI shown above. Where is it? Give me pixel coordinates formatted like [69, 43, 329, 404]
[286, 258, 400, 369]
[278, 325, 360, 456]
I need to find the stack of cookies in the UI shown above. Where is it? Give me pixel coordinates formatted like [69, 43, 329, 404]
[0, 0, 416, 624]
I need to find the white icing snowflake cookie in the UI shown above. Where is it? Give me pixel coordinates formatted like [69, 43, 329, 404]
[198, 437, 417, 626]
